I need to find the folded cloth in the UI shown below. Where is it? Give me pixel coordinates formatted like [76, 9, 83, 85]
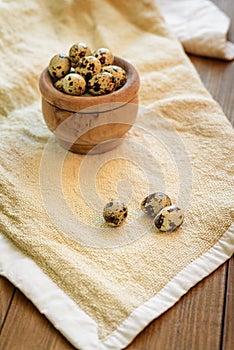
[0, 1, 234, 350]
[157, 0, 234, 60]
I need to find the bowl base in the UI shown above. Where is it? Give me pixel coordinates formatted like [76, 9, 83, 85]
[57, 138, 123, 155]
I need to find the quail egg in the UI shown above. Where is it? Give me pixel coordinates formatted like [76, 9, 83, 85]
[88, 71, 116, 95]
[92, 48, 114, 66]
[68, 42, 91, 65]
[102, 65, 127, 89]
[141, 192, 172, 217]
[62, 73, 86, 95]
[48, 54, 71, 79]
[103, 200, 128, 227]
[54, 77, 65, 92]
[153, 205, 184, 232]
[75, 55, 102, 81]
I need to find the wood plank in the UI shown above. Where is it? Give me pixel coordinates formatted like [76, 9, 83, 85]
[0, 261, 228, 350]
[0, 277, 15, 332]
[0, 288, 75, 350]
[189, 56, 234, 124]
[126, 262, 227, 350]
[0, 263, 232, 350]
[222, 256, 234, 350]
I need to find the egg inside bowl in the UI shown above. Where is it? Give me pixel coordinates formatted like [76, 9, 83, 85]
[39, 56, 140, 154]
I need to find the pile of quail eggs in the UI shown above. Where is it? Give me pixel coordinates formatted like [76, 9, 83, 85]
[48, 43, 127, 96]
[141, 192, 184, 233]
[103, 192, 184, 233]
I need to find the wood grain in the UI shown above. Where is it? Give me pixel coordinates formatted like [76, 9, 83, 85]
[189, 56, 234, 124]
[0, 0, 233, 349]
[126, 262, 228, 350]
[222, 257, 234, 350]
[0, 288, 75, 350]
[0, 277, 15, 332]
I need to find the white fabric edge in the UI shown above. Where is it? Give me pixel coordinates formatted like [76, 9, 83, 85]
[102, 224, 234, 349]
[0, 234, 100, 350]
[0, 225, 233, 350]
[157, 0, 234, 60]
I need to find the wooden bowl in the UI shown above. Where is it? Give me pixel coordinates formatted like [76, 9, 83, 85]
[39, 57, 140, 154]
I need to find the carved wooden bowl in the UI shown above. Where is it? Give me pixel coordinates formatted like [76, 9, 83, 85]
[39, 57, 140, 154]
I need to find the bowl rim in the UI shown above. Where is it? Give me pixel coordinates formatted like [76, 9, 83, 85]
[39, 56, 140, 113]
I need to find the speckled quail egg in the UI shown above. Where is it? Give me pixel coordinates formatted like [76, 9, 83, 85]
[103, 200, 128, 227]
[141, 192, 172, 217]
[75, 56, 102, 81]
[88, 72, 116, 95]
[92, 48, 114, 66]
[153, 205, 184, 232]
[68, 42, 91, 65]
[54, 77, 65, 92]
[48, 54, 71, 79]
[62, 73, 86, 96]
[102, 65, 127, 89]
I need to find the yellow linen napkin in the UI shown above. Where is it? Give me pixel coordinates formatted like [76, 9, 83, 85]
[0, 1, 233, 349]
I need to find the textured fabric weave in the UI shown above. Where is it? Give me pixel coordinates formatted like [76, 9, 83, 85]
[0, 0, 233, 346]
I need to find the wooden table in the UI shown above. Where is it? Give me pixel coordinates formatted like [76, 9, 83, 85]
[0, 1, 233, 349]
